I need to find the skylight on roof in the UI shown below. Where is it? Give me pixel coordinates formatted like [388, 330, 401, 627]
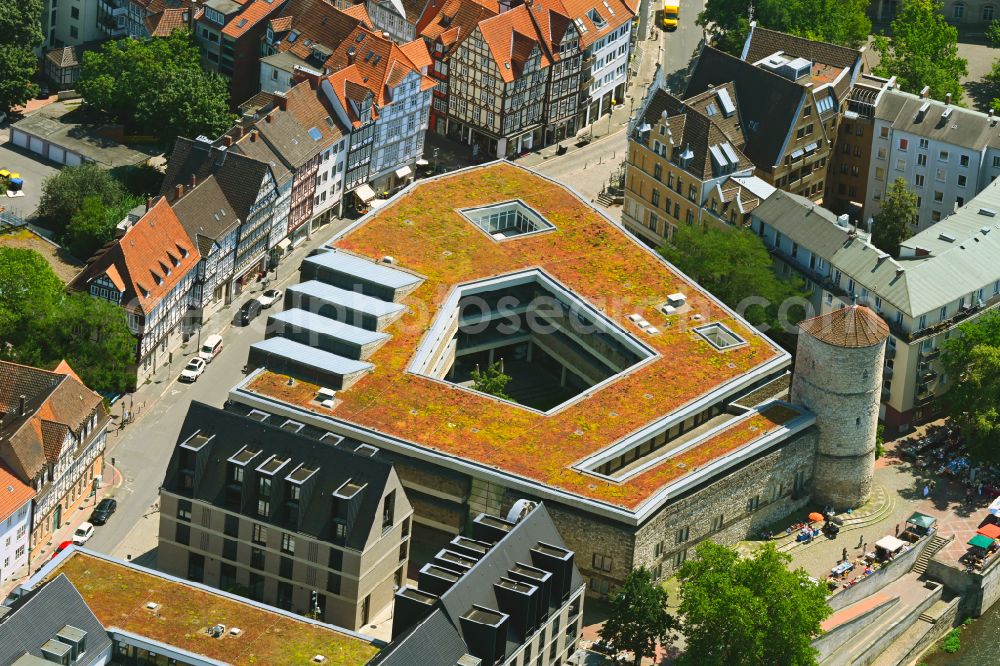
[695, 322, 746, 351]
[586, 8, 606, 27]
[236, 18, 247, 28]
[288, 30, 299, 42]
[308, 127, 322, 141]
[459, 200, 555, 241]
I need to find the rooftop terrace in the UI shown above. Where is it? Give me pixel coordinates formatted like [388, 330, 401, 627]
[244, 162, 795, 513]
[40, 551, 379, 665]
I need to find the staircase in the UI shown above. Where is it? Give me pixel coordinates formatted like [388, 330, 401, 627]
[595, 191, 617, 207]
[912, 534, 950, 575]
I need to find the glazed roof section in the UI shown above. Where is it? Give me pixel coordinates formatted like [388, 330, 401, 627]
[244, 162, 794, 513]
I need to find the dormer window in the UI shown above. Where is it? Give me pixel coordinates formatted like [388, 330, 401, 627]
[587, 8, 606, 28]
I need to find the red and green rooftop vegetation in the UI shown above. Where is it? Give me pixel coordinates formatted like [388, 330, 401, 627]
[249, 163, 787, 510]
[51, 552, 379, 665]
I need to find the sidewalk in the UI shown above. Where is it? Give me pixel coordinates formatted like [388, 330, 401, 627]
[1, 461, 119, 599]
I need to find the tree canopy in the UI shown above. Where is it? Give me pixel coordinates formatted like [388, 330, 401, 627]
[64, 193, 144, 260]
[697, 0, 870, 55]
[658, 224, 809, 333]
[0, 0, 43, 111]
[36, 164, 131, 235]
[677, 542, 831, 666]
[599, 567, 677, 661]
[941, 311, 1000, 461]
[0, 246, 134, 393]
[873, 0, 968, 103]
[470, 360, 512, 400]
[871, 178, 919, 258]
[79, 30, 234, 145]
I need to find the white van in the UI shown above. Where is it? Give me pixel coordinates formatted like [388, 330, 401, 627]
[199, 334, 224, 362]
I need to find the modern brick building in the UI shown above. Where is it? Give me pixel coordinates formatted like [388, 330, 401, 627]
[158, 401, 413, 631]
[225, 161, 885, 598]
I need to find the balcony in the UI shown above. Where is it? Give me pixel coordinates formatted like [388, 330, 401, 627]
[579, 75, 594, 90]
[918, 364, 938, 382]
[920, 347, 941, 362]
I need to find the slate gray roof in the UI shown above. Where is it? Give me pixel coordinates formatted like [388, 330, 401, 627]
[169, 176, 239, 254]
[372, 504, 583, 666]
[287, 280, 407, 317]
[754, 183, 1000, 317]
[0, 574, 112, 666]
[269, 308, 389, 345]
[304, 251, 423, 289]
[743, 24, 862, 71]
[875, 88, 997, 149]
[686, 46, 805, 170]
[161, 402, 394, 551]
[249, 337, 374, 375]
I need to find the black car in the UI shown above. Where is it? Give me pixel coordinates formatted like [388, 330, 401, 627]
[235, 298, 263, 326]
[89, 498, 117, 525]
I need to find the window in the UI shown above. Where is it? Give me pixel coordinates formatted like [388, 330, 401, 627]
[877, 147, 887, 160]
[915, 174, 925, 187]
[70, 6, 78, 18]
[651, 189, 660, 206]
[222, 538, 237, 561]
[746, 495, 760, 512]
[257, 477, 271, 517]
[654, 541, 664, 557]
[958, 174, 968, 187]
[673, 549, 687, 568]
[224, 514, 238, 538]
[939, 150, 950, 162]
[281, 533, 295, 555]
[676, 526, 689, 544]
[382, 490, 395, 531]
[899, 138, 908, 151]
[880, 126, 890, 138]
[177, 500, 192, 521]
[936, 168, 946, 182]
[653, 163, 662, 181]
[175, 523, 190, 545]
[960, 154, 970, 167]
[954, 2, 965, 17]
[70, 25, 78, 38]
[993, 156, 1000, 168]
[592, 553, 613, 572]
[984, 5, 995, 21]
[932, 210, 942, 221]
[399, 540, 408, 562]
[251, 547, 265, 570]
[711, 514, 724, 531]
[327, 572, 342, 594]
[917, 154, 927, 167]
[934, 190, 944, 203]
[252, 523, 267, 546]
[589, 578, 611, 595]
[920, 138, 929, 149]
[875, 167, 885, 181]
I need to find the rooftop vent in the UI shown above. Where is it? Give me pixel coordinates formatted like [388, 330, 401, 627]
[145, 602, 160, 611]
[916, 102, 930, 120]
[312, 656, 327, 664]
[229, 627, 242, 636]
[979, 208, 997, 217]
[716, 87, 736, 117]
[209, 624, 226, 638]
[938, 232, 956, 242]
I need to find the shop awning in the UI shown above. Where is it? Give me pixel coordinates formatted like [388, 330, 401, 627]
[355, 183, 377, 203]
[968, 534, 995, 549]
[989, 496, 1000, 516]
[370, 198, 388, 210]
[907, 512, 936, 530]
[978, 523, 1000, 539]
[395, 165, 412, 179]
[415, 159, 429, 166]
[276, 238, 292, 252]
[875, 536, 907, 553]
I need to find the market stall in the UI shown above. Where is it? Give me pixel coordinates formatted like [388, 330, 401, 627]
[875, 535, 908, 561]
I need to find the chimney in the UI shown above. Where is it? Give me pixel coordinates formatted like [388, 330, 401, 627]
[274, 92, 288, 112]
[234, 125, 244, 139]
[19, 395, 25, 417]
[265, 112, 273, 124]
[250, 129, 258, 142]
[472, 513, 514, 544]
[945, 92, 952, 105]
[920, 86, 930, 99]
[174, 183, 184, 201]
[391, 587, 438, 640]
[145, 195, 153, 212]
[530, 542, 575, 604]
[222, 134, 233, 147]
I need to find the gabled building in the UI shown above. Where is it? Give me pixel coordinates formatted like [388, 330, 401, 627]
[375, 503, 584, 666]
[0, 361, 110, 561]
[68, 198, 200, 382]
[161, 138, 279, 322]
[685, 26, 864, 202]
[0, 464, 34, 585]
[194, 0, 289, 104]
[623, 69, 775, 246]
[565, 0, 636, 128]
[158, 401, 413, 631]
[367, 0, 430, 41]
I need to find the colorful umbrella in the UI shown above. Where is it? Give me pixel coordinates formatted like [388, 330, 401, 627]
[808, 512, 824, 523]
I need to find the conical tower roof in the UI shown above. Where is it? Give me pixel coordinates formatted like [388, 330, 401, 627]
[797, 305, 889, 348]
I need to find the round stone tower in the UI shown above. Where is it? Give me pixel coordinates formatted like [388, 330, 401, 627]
[791, 305, 889, 509]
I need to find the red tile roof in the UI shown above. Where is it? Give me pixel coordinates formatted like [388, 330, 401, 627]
[69, 198, 200, 314]
[478, 5, 550, 83]
[399, 38, 433, 70]
[417, 0, 498, 36]
[0, 464, 33, 523]
[222, 0, 282, 38]
[341, 2, 373, 24]
[323, 29, 436, 110]
[144, 7, 190, 36]
[53, 360, 82, 383]
[557, 0, 634, 47]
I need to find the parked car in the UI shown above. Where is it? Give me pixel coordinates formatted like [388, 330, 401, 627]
[179, 357, 207, 383]
[257, 288, 283, 308]
[235, 298, 263, 326]
[89, 498, 117, 525]
[199, 334, 224, 362]
[72, 522, 95, 545]
[50, 540, 74, 560]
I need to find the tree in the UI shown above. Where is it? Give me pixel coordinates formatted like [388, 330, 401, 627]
[599, 567, 677, 662]
[0, 0, 43, 111]
[79, 30, 234, 145]
[470, 360, 512, 400]
[658, 224, 809, 331]
[872, 0, 967, 103]
[984, 59, 1000, 113]
[988, 18, 1000, 47]
[0, 247, 64, 348]
[64, 193, 143, 260]
[36, 164, 129, 234]
[677, 542, 831, 666]
[941, 311, 1000, 461]
[871, 178, 918, 257]
[698, 0, 870, 56]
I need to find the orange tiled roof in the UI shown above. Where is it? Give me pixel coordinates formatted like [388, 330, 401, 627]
[144, 7, 189, 36]
[0, 464, 33, 523]
[270, 0, 362, 59]
[798, 305, 890, 348]
[417, 0, 498, 35]
[399, 38, 433, 70]
[479, 5, 550, 83]
[557, 0, 634, 48]
[69, 198, 200, 314]
[269, 14, 293, 32]
[323, 28, 435, 109]
[222, 0, 282, 38]
[341, 2, 373, 24]
[53, 360, 83, 383]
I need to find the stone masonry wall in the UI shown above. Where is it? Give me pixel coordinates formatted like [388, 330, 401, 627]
[792, 330, 885, 509]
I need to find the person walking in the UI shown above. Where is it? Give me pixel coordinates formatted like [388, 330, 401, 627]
[895, 523, 900, 536]
[842, 547, 848, 562]
[858, 534, 864, 549]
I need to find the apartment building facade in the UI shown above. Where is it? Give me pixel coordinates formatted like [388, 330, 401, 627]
[0, 465, 34, 585]
[0, 362, 110, 560]
[43, 0, 105, 48]
[752, 182, 1000, 432]
[69, 198, 201, 382]
[159, 402, 413, 631]
[863, 88, 1000, 231]
[623, 75, 778, 247]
